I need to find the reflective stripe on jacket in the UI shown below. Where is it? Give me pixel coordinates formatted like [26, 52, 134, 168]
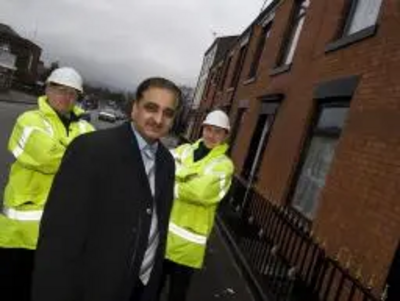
[166, 139, 234, 268]
[0, 96, 95, 249]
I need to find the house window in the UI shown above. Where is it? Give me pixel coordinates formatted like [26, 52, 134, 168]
[230, 45, 248, 88]
[0, 44, 11, 52]
[218, 56, 232, 91]
[291, 104, 349, 219]
[241, 103, 279, 182]
[248, 22, 273, 79]
[344, 0, 383, 35]
[229, 107, 247, 151]
[194, 111, 208, 140]
[214, 64, 223, 89]
[27, 54, 34, 71]
[204, 71, 215, 99]
[278, 0, 310, 66]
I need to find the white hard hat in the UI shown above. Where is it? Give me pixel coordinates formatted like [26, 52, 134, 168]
[202, 110, 230, 131]
[46, 67, 83, 93]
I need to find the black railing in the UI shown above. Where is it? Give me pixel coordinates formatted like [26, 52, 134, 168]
[218, 177, 381, 301]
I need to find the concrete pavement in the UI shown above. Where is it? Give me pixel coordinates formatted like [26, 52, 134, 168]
[182, 228, 255, 301]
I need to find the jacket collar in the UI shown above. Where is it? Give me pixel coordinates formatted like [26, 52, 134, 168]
[130, 122, 159, 154]
[120, 122, 166, 202]
[38, 96, 84, 118]
[193, 139, 229, 158]
[117, 122, 171, 229]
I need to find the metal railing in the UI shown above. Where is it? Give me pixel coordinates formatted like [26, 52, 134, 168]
[218, 177, 381, 301]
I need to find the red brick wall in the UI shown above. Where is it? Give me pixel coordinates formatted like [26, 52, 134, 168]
[194, 0, 400, 292]
[188, 1, 400, 295]
[312, 0, 400, 288]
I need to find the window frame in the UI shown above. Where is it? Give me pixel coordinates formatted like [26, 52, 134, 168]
[240, 101, 280, 182]
[229, 44, 249, 88]
[229, 106, 247, 153]
[247, 21, 273, 80]
[325, 0, 382, 53]
[203, 70, 216, 101]
[275, 0, 309, 70]
[214, 63, 224, 91]
[288, 100, 350, 221]
[218, 55, 233, 91]
[343, 0, 382, 36]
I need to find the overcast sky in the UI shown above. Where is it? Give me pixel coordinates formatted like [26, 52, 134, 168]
[1, 0, 272, 90]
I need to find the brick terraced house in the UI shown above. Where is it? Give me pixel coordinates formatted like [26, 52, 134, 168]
[187, 1, 400, 300]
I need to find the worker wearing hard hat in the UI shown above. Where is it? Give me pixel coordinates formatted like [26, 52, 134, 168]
[160, 110, 235, 301]
[0, 67, 94, 301]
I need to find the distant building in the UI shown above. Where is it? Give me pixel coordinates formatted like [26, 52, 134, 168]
[0, 43, 16, 90]
[0, 23, 42, 89]
[185, 36, 237, 139]
[192, 36, 238, 110]
[172, 85, 194, 135]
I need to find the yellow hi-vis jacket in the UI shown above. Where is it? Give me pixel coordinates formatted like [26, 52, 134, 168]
[0, 96, 94, 250]
[166, 139, 234, 268]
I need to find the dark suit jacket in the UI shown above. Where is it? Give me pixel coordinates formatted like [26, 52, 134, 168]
[32, 122, 175, 301]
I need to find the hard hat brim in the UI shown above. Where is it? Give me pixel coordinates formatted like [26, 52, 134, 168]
[202, 121, 230, 131]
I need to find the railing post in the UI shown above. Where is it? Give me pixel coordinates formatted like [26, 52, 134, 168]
[217, 175, 382, 301]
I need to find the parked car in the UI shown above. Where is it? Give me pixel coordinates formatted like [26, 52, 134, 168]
[98, 110, 117, 122]
[115, 111, 127, 121]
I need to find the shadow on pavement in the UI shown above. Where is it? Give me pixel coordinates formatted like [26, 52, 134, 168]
[160, 227, 254, 301]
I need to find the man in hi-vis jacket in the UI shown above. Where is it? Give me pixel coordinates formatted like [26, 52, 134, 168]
[161, 110, 234, 301]
[0, 67, 94, 301]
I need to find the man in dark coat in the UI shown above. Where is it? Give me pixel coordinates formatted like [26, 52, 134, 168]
[31, 77, 181, 301]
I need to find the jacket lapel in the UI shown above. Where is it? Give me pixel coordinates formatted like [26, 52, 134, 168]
[119, 123, 153, 201]
[119, 123, 169, 222]
[154, 147, 169, 224]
